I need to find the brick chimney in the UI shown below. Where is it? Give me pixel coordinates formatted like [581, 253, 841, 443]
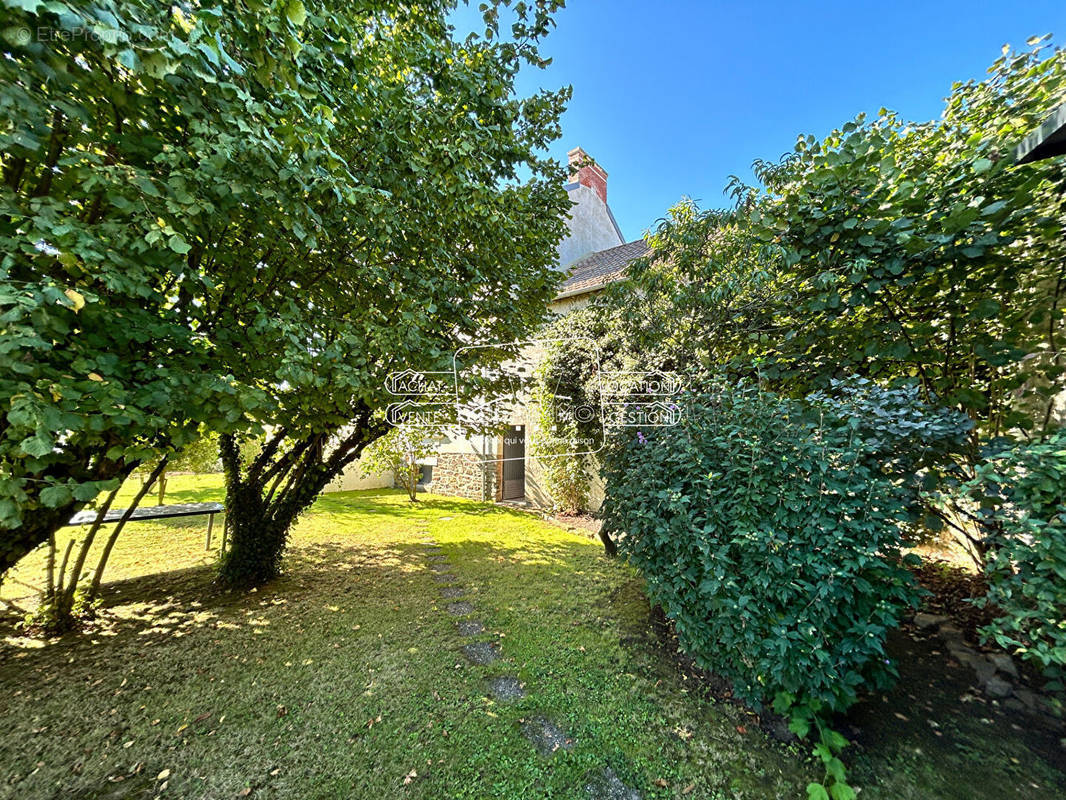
[568, 146, 608, 204]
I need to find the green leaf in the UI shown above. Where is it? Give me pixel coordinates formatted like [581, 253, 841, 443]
[20, 434, 54, 458]
[826, 756, 847, 783]
[788, 715, 811, 739]
[39, 485, 73, 508]
[285, 0, 307, 26]
[117, 49, 138, 70]
[807, 783, 831, 800]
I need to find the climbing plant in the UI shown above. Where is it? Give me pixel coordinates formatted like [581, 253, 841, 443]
[528, 304, 627, 514]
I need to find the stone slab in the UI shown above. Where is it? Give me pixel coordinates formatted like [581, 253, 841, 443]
[487, 675, 526, 703]
[521, 716, 573, 756]
[462, 642, 500, 665]
[585, 767, 641, 800]
[457, 620, 485, 636]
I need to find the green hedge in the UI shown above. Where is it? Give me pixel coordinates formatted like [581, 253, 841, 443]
[967, 430, 1066, 677]
[601, 382, 933, 712]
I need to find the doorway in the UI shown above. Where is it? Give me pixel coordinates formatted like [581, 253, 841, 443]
[501, 425, 525, 500]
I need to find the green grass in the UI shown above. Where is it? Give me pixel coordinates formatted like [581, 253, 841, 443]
[0, 476, 1061, 799]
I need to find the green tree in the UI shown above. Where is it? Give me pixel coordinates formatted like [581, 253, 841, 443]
[605, 39, 1066, 564]
[0, 0, 570, 588]
[360, 426, 438, 502]
[0, 0, 376, 576]
[617, 38, 1066, 439]
[213, 0, 571, 587]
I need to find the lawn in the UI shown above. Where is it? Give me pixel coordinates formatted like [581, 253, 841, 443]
[0, 476, 1062, 799]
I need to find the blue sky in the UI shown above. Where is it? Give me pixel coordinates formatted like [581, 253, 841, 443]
[451, 0, 1066, 241]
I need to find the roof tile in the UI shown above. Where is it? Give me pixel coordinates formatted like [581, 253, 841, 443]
[557, 239, 649, 297]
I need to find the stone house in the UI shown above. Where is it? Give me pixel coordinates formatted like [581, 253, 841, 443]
[426, 147, 649, 509]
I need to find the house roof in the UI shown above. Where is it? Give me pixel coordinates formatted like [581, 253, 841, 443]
[556, 239, 649, 299]
[1016, 104, 1066, 164]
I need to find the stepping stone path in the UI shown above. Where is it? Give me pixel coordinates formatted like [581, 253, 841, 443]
[487, 675, 525, 703]
[457, 620, 484, 636]
[521, 716, 573, 756]
[585, 767, 641, 800]
[462, 641, 500, 665]
[422, 530, 640, 798]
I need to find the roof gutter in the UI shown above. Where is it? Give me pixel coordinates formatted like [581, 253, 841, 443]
[1015, 104, 1066, 164]
[552, 273, 626, 302]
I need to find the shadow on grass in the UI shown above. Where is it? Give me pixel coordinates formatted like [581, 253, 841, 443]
[0, 538, 435, 678]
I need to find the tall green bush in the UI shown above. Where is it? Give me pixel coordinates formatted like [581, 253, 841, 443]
[611, 39, 1066, 439]
[601, 381, 929, 713]
[965, 431, 1066, 675]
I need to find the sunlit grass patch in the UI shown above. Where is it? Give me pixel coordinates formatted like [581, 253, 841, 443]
[0, 481, 1061, 799]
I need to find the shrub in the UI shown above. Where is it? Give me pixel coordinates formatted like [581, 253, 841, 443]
[361, 427, 438, 502]
[966, 431, 1066, 675]
[601, 381, 926, 712]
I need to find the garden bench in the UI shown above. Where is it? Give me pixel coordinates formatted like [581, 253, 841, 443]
[65, 502, 226, 550]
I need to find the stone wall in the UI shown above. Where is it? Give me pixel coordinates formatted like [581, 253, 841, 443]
[431, 453, 495, 501]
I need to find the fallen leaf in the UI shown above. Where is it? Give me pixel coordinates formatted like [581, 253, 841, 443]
[736, 725, 748, 734]
[194, 712, 212, 723]
[237, 788, 251, 797]
[403, 769, 417, 786]
[683, 783, 696, 794]
[653, 778, 668, 787]
[157, 769, 170, 781]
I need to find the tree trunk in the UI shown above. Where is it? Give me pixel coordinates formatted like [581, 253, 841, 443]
[406, 457, 418, 501]
[1, 459, 137, 578]
[44, 534, 57, 604]
[216, 410, 386, 589]
[599, 528, 618, 558]
[87, 457, 169, 603]
[52, 483, 123, 628]
[216, 472, 293, 589]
